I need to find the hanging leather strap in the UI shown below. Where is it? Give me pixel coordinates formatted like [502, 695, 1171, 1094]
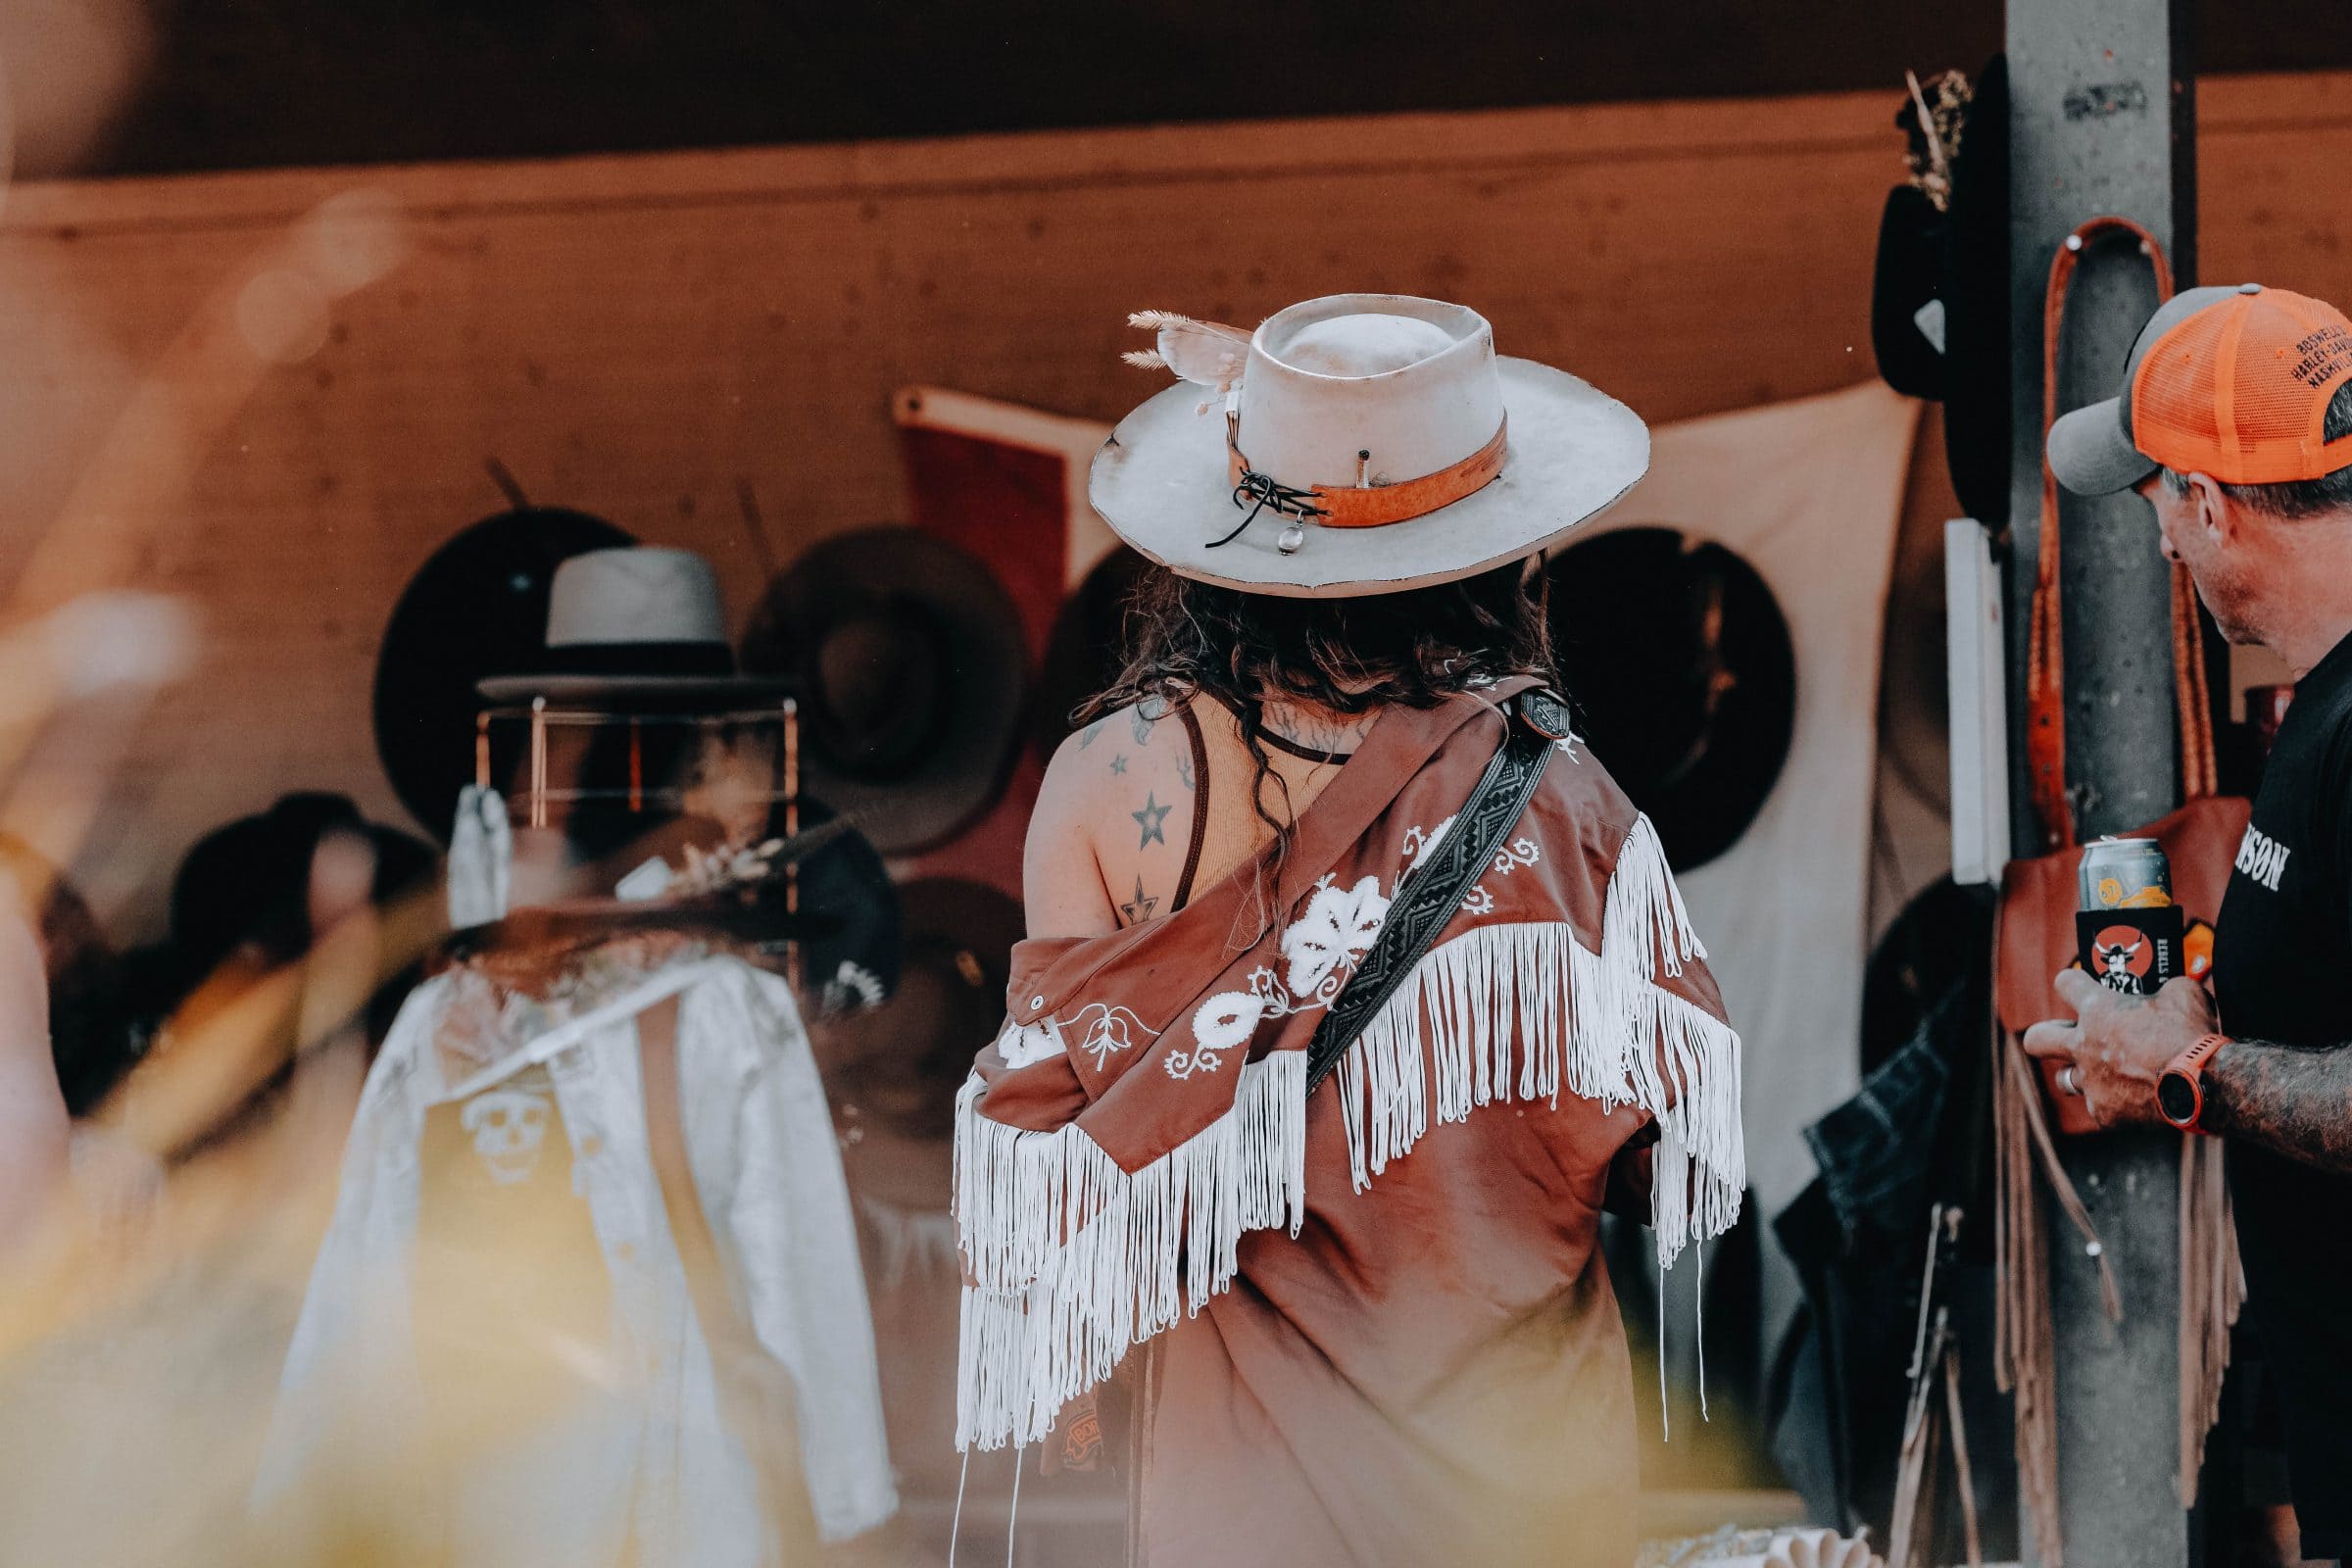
[2027, 218, 2219, 851]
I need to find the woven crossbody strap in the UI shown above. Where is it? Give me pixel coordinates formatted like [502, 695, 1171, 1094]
[1305, 689, 1565, 1094]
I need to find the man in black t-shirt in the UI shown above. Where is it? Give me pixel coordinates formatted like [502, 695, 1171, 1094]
[2025, 282, 2352, 1562]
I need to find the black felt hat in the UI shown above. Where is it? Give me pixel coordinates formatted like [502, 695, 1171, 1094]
[813, 875, 1017, 1142]
[1872, 182, 1950, 401]
[1542, 527, 1796, 872]
[1868, 58, 2013, 526]
[1939, 56, 2012, 528]
[1031, 545, 1151, 764]
[741, 528, 1028, 856]
[372, 508, 634, 841]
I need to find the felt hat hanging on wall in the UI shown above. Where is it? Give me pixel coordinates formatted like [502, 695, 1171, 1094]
[474, 546, 796, 708]
[813, 875, 1020, 1145]
[740, 527, 1028, 857]
[1090, 292, 1650, 598]
[1868, 59, 2012, 527]
[1871, 182, 1951, 401]
[1542, 526, 1796, 872]
[373, 507, 635, 841]
[1030, 544, 1150, 764]
[443, 543, 900, 1004]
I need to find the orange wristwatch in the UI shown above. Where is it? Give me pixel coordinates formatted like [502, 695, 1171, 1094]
[2157, 1034, 2229, 1133]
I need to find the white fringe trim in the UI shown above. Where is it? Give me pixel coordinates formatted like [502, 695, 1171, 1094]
[954, 811, 1742, 1452]
[955, 1050, 1305, 1450]
[1330, 921, 1743, 1266]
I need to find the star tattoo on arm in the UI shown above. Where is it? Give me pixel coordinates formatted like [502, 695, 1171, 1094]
[1132, 792, 1171, 850]
[1119, 877, 1159, 925]
[1109, 754, 1128, 776]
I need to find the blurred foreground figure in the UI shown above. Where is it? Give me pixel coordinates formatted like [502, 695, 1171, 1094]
[0, 862, 70, 1255]
[255, 549, 896, 1565]
[956, 298, 1746, 1566]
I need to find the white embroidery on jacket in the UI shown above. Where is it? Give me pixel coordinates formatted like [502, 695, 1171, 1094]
[1031, 825, 1539, 1088]
[1402, 816, 1540, 910]
[1070, 1003, 1150, 1069]
[1163, 874, 1398, 1079]
[1167, 992, 1266, 1081]
[1000, 1003, 1155, 1073]
[997, 1017, 1066, 1070]
[1493, 837, 1541, 876]
[1400, 815, 1456, 869]
[1281, 874, 1390, 998]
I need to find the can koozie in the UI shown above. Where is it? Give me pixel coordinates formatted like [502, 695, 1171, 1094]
[2076, 905, 2186, 997]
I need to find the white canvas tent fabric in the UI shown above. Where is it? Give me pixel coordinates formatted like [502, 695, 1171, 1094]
[1581, 379, 1921, 1212]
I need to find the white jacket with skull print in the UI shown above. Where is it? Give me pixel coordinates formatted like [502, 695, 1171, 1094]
[253, 952, 897, 1563]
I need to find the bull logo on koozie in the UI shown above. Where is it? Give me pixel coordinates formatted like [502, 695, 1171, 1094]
[2092, 924, 2157, 993]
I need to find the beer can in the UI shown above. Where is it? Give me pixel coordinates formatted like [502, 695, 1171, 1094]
[2079, 836, 2173, 911]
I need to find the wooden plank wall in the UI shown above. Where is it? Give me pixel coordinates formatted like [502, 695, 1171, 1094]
[0, 74, 2345, 935]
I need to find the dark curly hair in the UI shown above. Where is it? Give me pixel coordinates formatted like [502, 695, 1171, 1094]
[1077, 559, 1557, 854]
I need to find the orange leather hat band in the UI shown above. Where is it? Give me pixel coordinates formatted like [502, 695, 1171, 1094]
[1225, 416, 1509, 530]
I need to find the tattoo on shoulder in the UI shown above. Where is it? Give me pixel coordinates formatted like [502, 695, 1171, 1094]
[1177, 753, 1195, 792]
[1077, 719, 1104, 751]
[1131, 707, 1154, 747]
[1131, 792, 1171, 850]
[1109, 754, 1128, 776]
[1118, 876, 1159, 925]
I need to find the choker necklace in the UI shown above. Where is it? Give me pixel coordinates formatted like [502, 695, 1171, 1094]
[1257, 727, 1353, 764]
[1222, 694, 1358, 764]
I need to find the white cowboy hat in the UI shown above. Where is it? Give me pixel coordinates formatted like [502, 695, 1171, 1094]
[475, 546, 795, 706]
[1088, 293, 1650, 598]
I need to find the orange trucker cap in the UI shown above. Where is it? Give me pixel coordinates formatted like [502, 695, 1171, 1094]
[2047, 283, 2352, 495]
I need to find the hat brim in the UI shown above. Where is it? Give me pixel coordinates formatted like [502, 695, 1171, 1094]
[1088, 356, 1651, 598]
[742, 528, 1028, 856]
[2047, 397, 2159, 496]
[475, 673, 800, 708]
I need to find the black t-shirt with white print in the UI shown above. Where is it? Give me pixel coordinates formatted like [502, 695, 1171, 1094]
[2213, 625, 2352, 1556]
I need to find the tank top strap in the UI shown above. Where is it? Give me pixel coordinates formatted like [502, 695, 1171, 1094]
[1172, 700, 1211, 912]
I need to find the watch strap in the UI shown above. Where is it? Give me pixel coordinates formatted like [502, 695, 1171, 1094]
[2157, 1032, 2229, 1133]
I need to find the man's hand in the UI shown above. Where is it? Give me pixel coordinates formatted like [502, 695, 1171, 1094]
[2021, 969, 2218, 1129]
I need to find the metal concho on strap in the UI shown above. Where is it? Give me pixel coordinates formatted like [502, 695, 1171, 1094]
[1215, 411, 1511, 556]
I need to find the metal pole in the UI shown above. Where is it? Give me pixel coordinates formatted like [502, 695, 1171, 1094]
[2005, 1, 2198, 1562]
